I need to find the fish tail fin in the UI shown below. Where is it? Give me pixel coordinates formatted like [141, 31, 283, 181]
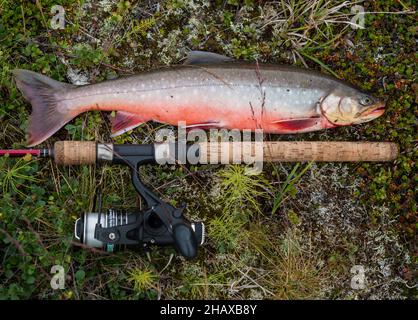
[12, 69, 78, 147]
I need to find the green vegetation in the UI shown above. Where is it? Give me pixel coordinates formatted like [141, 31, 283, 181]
[0, 0, 416, 299]
[127, 267, 159, 296]
[218, 165, 269, 215]
[272, 162, 312, 214]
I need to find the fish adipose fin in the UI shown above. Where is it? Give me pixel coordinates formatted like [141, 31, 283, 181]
[12, 69, 77, 147]
[111, 111, 148, 137]
[183, 51, 235, 65]
[271, 118, 321, 131]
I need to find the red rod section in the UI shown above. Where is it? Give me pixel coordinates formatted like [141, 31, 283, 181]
[0, 149, 41, 157]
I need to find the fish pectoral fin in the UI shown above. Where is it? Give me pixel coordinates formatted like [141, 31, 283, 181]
[183, 51, 235, 65]
[111, 111, 149, 137]
[271, 117, 321, 131]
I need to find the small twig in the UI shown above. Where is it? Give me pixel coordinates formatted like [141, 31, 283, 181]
[159, 253, 174, 274]
[236, 267, 275, 297]
[0, 227, 28, 257]
[20, 4, 26, 36]
[70, 241, 111, 255]
[100, 62, 135, 75]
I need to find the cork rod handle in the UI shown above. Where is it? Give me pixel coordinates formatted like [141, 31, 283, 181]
[198, 141, 399, 162]
[54, 141, 97, 165]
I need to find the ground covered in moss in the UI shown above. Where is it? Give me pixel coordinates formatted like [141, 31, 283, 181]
[0, 0, 416, 299]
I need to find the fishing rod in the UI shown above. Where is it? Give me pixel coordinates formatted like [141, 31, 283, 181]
[0, 140, 398, 259]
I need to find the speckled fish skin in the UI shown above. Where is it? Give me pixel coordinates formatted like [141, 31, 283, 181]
[68, 64, 327, 129]
[13, 61, 385, 147]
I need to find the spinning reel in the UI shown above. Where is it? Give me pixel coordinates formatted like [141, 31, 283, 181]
[70, 143, 205, 259]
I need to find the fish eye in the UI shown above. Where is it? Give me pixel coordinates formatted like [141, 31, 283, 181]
[359, 96, 373, 106]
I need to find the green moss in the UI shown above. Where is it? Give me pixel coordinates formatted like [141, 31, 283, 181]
[0, 0, 416, 299]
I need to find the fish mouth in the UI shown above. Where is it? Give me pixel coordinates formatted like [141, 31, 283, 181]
[360, 102, 385, 118]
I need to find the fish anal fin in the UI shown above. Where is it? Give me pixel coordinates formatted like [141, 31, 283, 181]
[271, 117, 321, 132]
[185, 121, 222, 130]
[111, 111, 149, 137]
[183, 51, 235, 65]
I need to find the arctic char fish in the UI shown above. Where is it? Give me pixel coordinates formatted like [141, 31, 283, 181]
[13, 51, 385, 146]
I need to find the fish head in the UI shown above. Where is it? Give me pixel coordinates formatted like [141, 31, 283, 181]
[320, 88, 385, 126]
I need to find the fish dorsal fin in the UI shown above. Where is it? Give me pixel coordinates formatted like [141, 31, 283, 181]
[183, 51, 235, 65]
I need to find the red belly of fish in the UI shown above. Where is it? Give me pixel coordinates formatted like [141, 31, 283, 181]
[83, 96, 327, 135]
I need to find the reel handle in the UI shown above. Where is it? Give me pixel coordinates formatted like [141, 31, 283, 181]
[172, 223, 198, 259]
